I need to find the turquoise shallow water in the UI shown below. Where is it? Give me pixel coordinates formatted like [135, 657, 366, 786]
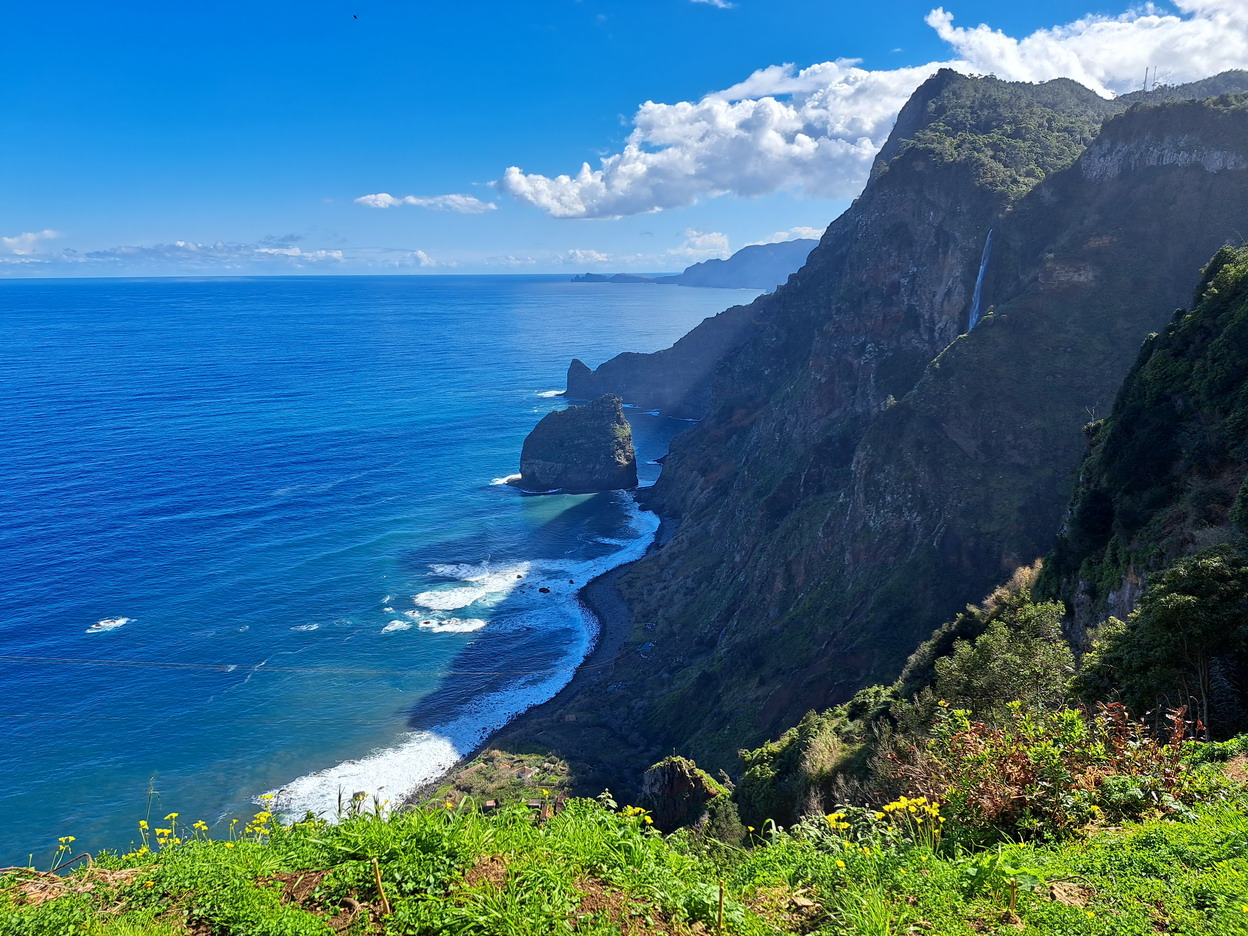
[0, 274, 757, 863]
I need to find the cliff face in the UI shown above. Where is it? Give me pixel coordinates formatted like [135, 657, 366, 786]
[655, 240, 818, 291]
[1039, 244, 1248, 633]
[520, 74, 1248, 778]
[516, 395, 637, 493]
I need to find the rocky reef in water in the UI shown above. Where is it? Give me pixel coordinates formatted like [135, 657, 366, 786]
[514, 394, 637, 493]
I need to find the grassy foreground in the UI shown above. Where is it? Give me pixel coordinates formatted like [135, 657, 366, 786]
[3, 785, 1247, 936]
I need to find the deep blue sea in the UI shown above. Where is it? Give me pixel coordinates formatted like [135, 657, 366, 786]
[0, 274, 756, 864]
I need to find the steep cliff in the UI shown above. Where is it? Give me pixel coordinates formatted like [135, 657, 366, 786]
[563, 302, 756, 418]
[516, 74, 1248, 778]
[1039, 244, 1248, 631]
[515, 395, 637, 493]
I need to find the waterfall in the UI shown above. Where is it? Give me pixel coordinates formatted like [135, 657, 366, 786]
[967, 228, 994, 332]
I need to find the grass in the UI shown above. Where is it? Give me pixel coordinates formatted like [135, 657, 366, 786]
[4, 779, 1248, 935]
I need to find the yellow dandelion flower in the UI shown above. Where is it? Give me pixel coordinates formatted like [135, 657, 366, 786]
[163, 812, 179, 821]
[836, 860, 845, 868]
[138, 820, 149, 830]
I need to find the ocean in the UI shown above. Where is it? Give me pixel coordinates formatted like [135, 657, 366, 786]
[0, 274, 757, 864]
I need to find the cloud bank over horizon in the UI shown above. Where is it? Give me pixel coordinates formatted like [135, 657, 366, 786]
[0, 235, 465, 276]
[0, 228, 749, 277]
[497, 0, 1248, 219]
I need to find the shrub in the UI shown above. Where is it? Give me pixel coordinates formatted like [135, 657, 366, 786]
[884, 702, 1195, 843]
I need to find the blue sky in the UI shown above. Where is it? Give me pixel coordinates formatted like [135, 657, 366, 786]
[3, 0, 1245, 276]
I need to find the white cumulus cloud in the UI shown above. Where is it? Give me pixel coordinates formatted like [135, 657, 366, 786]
[668, 229, 731, 261]
[354, 193, 497, 213]
[497, 1, 1248, 218]
[558, 249, 613, 265]
[1, 229, 60, 255]
[691, 0, 735, 8]
[927, 0, 1248, 97]
[751, 226, 826, 245]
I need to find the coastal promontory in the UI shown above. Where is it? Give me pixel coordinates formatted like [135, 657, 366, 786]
[514, 394, 637, 493]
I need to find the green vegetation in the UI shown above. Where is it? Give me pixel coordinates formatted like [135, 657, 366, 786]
[429, 750, 572, 806]
[896, 74, 1119, 201]
[6, 728, 1246, 935]
[1077, 544, 1248, 737]
[1041, 245, 1248, 613]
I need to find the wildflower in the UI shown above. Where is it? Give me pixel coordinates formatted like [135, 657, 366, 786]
[444, 801, 454, 810]
[57, 836, 76, 845]
[155, 829, 171, 836]
[259, 794, 275, 801]
[163, 812, 179, 821]
[644, 816, 654, 825]
[144, 881, 155, 887]
[875, 812, 886, 819]
[836, 860, 846, 868]
[1085, 911, 1095, 918]
[138, 820, 149, 830]
[541, 789, 550, 797]
[747, 826, 755, 832]
[193, 820, 209, 831]
[224, 842, 235, 849]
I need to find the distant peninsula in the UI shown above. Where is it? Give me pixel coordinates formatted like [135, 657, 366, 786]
[572, 238, 817, 292]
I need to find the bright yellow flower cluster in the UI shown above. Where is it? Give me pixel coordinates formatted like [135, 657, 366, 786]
[824, 811, 850, 830]
[877, 795, 944, 823]
[244, 810, 273, 837]
[620, 805, 655, 825]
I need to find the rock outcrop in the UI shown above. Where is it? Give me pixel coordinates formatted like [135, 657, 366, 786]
[515, 395, 637, 493]
[639, 756, 728, 831]
[562, 299, 755, 418]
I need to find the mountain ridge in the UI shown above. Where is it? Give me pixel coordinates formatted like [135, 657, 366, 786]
[491, 70, 1248, 788]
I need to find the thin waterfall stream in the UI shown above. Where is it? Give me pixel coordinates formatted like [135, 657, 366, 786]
[967, 228, 994, 331]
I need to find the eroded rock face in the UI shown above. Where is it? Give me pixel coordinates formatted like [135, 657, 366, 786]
[639, 756, 726, 831]
[515, 395, 637, 493]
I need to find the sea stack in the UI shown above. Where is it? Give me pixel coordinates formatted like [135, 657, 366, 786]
[514, 394, 638, 493]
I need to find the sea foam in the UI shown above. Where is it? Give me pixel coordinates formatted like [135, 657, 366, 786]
[268, 494, 660, 820]
[85, 617, 130, 634]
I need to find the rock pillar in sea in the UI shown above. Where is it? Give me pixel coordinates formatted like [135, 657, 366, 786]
[514, 394, 638, 493]
[564, 358, 594, 398]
